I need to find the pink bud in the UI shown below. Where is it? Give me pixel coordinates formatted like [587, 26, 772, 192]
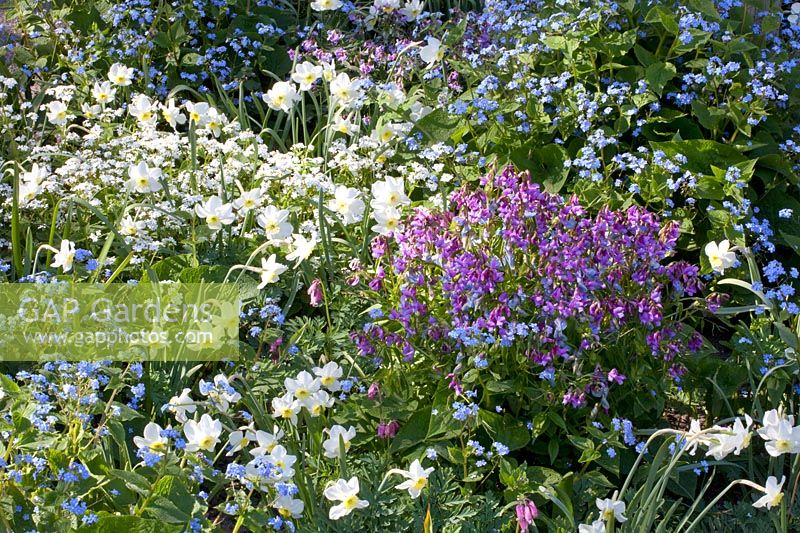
[368, 382, 380, 400]
[307, 278, 323, 307]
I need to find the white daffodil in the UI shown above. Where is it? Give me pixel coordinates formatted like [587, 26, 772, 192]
[256, 205, 293, 241]
[371, 207, 402, 235]
[205, 107, 225, 137]
[233, 186, 262, 212]
[705, 414, 753, 460]
[51, 240, 76, 272]
[165, 388, 196, 423]
[263, 81, 300, 113]
[185, 101, 210, 126]
[82, 102, 102, 119]
[274, 495, 305, 519]
[789, 3, 800, 26]
[409, 101, 433, 122]
[758, 408, 800, 456]
[329, 73, 361, 108]
[324, 477, 369, 520]
[46, 100, 68, 126]
[285, 234, 318, 265]
[133, 422, 169, 455]
[272, 392, 302, 424]
[108, 63, 134, 86]
[266, 444, 297, 480]
[183, 413, 222, 452]
[161, 98, 186, 129]
[195, 196, 236, 230]
[19, 178, 41, 205]
[91, 80, 116, 104]
[704, 239, 736, 273]
[328, 186, 365, 225]
[683, 418, 713, 456]
[305, 389, 334, 416]
[129, 94, 157, 124]
[227, 422, 258, 456]
[393, 459, 435, 498]
[126, 162, 163, 193]
[753, 475, 785, 509]
[285, 370, 321, 401]
[313, 361, 343, 392]
[374, 0, 400, 13]
[257, 254, 288, 289]
[292, 61, 323, 91]
[331, 114, 359, 135]
[311, 0, 343, 11]
[400, 0, 424, 21]
[419, 36, 445, 66]
[199, 374, 241, 412]
[596, 497, 627, 523]
[370, 177, 410, 211]
[578, 521, 606, 533]
[372, 122, 403, 144]
[322, 425, 356, 458]
[251, 426, 285, 456]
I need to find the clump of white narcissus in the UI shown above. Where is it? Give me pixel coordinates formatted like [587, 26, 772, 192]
[125, 366, 444, 526]
[573, 407, 799, 532]
[19, 56, 454, 289]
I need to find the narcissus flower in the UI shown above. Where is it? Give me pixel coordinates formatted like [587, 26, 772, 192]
[134, 422, 169, 455]
[46, 101, 68, 125]
[108, 63, 134, 86]
[704, 240, 736, 273]
[393, 459, 434, 498]
[257, 206, 293, 241]
[324, 477, 369, 520]
[758, 408, 800, 456]
[91, 81, 116, 104]
[328, 185, 365, 224]
[51, 240, 76, 272]
[257, 254, 287, 288]
[323, 425, 356, 458]
[292, 61, 323, 91]
[753, 476, 785, 509]
[263, 81, 300, 113]
[419, 37, 445, 66]
[596, 497, 627, 523]
[126, 162, 163, 193]
[194, 196, 235, 230]
[313, 361, 343, 391]
[286, 234, 318, 265]
[310, 0, 343, 11]
[183, 414, 222, 452]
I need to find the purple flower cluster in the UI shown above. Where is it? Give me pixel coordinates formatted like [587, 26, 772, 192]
[358, 166, 702, 397]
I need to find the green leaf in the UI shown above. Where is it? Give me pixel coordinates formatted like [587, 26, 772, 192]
[413, 109, 463, 144]
[649, 140, 746, 174]
[645, 62, 676, 96]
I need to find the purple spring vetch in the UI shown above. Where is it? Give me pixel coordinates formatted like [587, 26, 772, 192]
[356, 166, 703, 409]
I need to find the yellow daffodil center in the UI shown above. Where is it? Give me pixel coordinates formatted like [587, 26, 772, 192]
[150, 440, 167, 452]
[602, 509, 614, 521]
[294, 388, 310, 399]
[279, 507, 292, 518]
[343, 495, 359, 510]
[413, 477, 427, 490]
[777, 439, 791, 452]
[199, 436, 215, 449]
[321, 376, 335, 387]
[281, 408, 293, 418]
[207, 215, 220, 226]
